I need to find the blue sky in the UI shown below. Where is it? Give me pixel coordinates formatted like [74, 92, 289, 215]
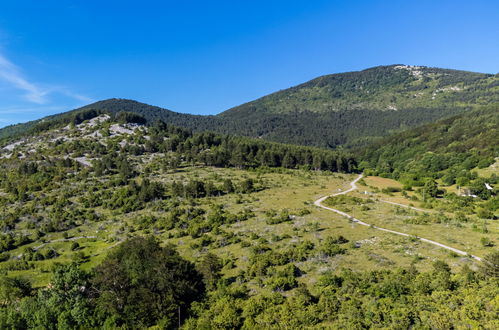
[0, 0, 497, 127]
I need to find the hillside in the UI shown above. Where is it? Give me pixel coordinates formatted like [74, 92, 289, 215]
[361, 104, 498, 184]
[0, 99, 220, 142]
[221, 65, 497, 115]
[217, 65, 499, 146]
[0, 108, 497, 328]
[1, 65, 497, 148]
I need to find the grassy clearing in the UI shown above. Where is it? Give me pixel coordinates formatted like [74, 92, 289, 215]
[475, 158, 499, 178]
[1, 167, 490, 289]
[363, 176, 403, 189]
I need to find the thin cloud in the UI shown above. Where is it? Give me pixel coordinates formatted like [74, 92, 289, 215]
[0, 105, 69, 115]
[0, 117, 13, 124]
[0, 52, 92, 104]
[0, 53, 48, 103]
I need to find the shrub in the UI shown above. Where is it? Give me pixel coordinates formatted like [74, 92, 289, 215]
[480, 237, 494, 247]
[382, 186, 402, 193]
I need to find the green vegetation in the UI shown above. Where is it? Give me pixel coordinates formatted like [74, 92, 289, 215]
[0, 65, 497, 328]
[0, 237, 205, 328]
[0, 113, 358, 273]
[2, 65, 498, 148]
[223, 65, 497, 115]
[1, 240, 497, 328]
[361, 105, 498, 219]
[362, 104, 498, 179]
[218, 65, 498, 147]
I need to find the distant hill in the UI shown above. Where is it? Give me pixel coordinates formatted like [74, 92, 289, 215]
[217, 65, 498, 147]
[1, 65, 497, 148]
[0, 99, 220, 142]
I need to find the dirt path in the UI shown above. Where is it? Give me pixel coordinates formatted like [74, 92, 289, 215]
[314, 174, 482, 261]
[380, 200, 426, 212]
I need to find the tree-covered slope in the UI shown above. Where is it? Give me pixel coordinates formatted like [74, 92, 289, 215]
[217, 65, 498, 147]
[220, 65, 498, 115]
[1, 65, 497, 148]
[0, 99, 221, 142]
[360, 104, 498, 187]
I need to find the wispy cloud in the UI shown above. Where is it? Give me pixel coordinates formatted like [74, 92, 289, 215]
[0, 105, 70, 115]
[0, 52, 92, 104]
[0, 53, 48, 103]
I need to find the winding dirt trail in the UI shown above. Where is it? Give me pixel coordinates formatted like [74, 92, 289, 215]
[314, 174, 482, 261]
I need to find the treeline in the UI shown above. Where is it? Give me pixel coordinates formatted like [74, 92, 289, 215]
[66, 115, 358, 172]
[138, 121, 357, 172]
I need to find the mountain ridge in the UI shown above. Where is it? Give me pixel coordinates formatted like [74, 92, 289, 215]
[1, 64, 497, 148]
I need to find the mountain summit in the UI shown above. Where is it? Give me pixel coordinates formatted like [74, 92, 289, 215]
[221, 65, 497, 116]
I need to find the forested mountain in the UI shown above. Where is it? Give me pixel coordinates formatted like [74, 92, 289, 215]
[217, 65, 498, 147]
[221, 65, 497, 115]
[2, 65, 497, 148]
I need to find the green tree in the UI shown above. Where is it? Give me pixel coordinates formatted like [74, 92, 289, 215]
[282, 153, 296, 169]
[0, 277, 32, 306]
[239, 179, 254, 193]
[480, 250, 499, 278]
[196, 253, 223, 290]
[223, 179, 235, 193]
[423, 179, 439, 198]
[92, 236, 205, 328]
[116, 156, 135, 181]
[16, 263, 94, 329]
